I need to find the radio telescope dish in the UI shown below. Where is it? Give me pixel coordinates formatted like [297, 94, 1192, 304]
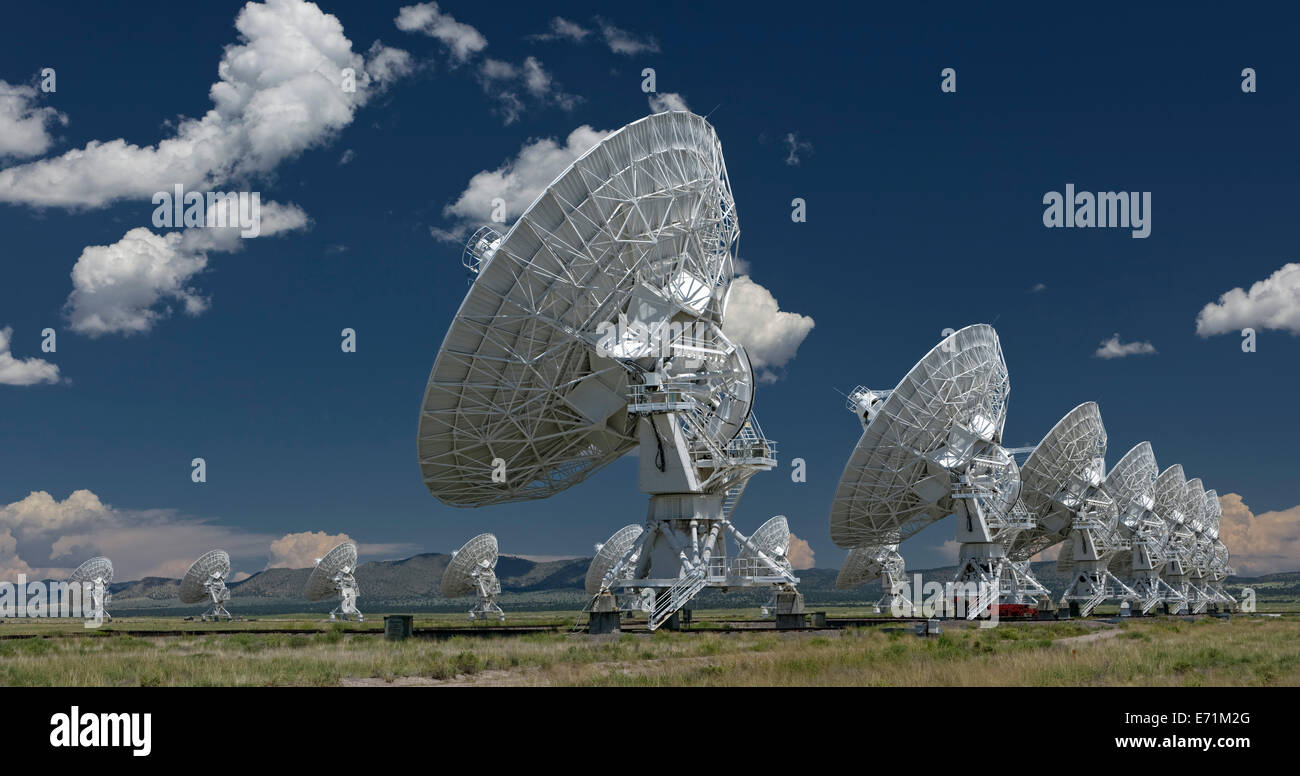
[442, 533, 504, 621]
[418, 111, 800, 630]
[829, 324, 1012, 548]
[67, 556, 113, 623]
[180, 549, 233, 621]
[304, 542, 362, 621]
[585, 524, 647, 614]
[836, 544, 912, 614]
[1101, 442, 1179, 614]
[1182, 477, 1213, 613]
[730, 515, 790, 575]
[1199, 489, 1235, 609]
[1009, 403, 1131, 615]
[1153, 465, 1193, 612]
[830, 324, 1046, 619]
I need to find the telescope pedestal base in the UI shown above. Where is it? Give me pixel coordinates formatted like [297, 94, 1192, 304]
[587, 592, 621, 634]
[774, 590, 805, 630]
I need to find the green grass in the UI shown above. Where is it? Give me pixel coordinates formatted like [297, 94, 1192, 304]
[0, 610, 1296, 686]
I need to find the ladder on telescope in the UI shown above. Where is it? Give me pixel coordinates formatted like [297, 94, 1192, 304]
[649, 566, 708, 631]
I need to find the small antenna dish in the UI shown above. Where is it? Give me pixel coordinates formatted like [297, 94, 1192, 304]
[585, 524, 648, 613]
[442, 533, 504, 621]
[180, 549, 233, 621]
[836, 544, 912, 614]
[304, 542, 362, 621]
[67, 556, 114, 622]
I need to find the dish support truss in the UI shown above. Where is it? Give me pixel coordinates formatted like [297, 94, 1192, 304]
[201, 577, 233, 621]
[84, 579, 111, 623]
[942, 435, 1051, 619]
[1053, 505, 1139, 616]
[467, 565, 505, 622]
[847, 545, 913, 615]
[329, 571, 362, 622]
[594, 392, 799, 630]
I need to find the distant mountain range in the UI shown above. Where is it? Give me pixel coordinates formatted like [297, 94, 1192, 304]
[99, 552, 1298, 616]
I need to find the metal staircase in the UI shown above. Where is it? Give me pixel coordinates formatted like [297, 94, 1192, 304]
[649, 566, 708, 630]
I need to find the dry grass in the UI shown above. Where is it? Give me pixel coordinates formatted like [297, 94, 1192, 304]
[1, 613, 1297, 686]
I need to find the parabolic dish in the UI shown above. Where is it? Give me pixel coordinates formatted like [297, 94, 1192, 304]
[1203, 489, 1222, 540]
[418, 111, 740, 508]
[1101, 441, 1159, 576]
[1009, 402, 1108, 560]
[1153, 465, 1189, 525]
[180, 549, 231, 604]
[835, 545, 902, 590]
[585, 524, 643, 595]
[829, 324, 1010, 548]
[67, 556, 113, 585]
[1104, 441, 1158, 527]
[1184, 478, 1207, 534]
[441, 533, 499, 597]
[731, 515, 789, 572]
[304, 542, 358, 602]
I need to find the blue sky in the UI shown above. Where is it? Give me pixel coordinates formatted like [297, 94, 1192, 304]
[1, 1, 1298, 581]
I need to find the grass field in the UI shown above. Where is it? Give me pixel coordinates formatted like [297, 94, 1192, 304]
[1, 610, 1297, 686]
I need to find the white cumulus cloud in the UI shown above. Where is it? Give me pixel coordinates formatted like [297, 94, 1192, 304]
[0, 326, 60, 386]
[0, 489, 276, 581]
[267, 530, 355, 569]
[0, 79, 67, 159]
[596, 18, 659, 55]
[648, 92, 689, 112]
[787, 532, 815, 570]
[1196, 263, 1300, 336]
[65, 201, 309, 337]
[0, 0, 410, 210]
[395, 1, 487, 63]
[1218, 493, 1300, 576]
[1093, 333, 1157, 359]
[723, 275, 815, 382]
[433, 124, 613, 242]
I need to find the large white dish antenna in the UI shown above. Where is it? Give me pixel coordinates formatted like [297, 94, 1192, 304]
[68, 556, 114, 585]
[829, 324, 1010, 548]
[730, 515, 790, 574]
[67, 556, 114, 622]
[442, 533, 504, 621]
[305, 542, 358, 600]
[441, 533, 499, 596]
[304, 542, 362, 621]
[418, 111, 743, 508]
[585, 524, 643, 596]
[1009, 402, 1110, 561]
[180, 550, 231, 603]
[180, 549, 234, 620]
[1153, 464, 1190, 526]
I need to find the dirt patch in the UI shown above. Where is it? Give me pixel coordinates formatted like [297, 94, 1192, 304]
[1053, 628, 1122, 647]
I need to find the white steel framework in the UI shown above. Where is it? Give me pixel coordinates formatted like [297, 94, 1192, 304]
[1101, 443, 1182, 614]
[836, 544, 913, 614]
[67, 556, 113, 623]
[829, 324, 1047, 620]
[417, 111, 798, 630]
[180, 549, 233, 621]
[1153, 465, 1194, 614]
[304, 542, 362, 621]
[442, 533, 505, 621]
